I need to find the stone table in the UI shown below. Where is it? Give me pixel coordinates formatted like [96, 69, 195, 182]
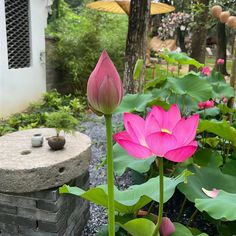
[0, 128, 91, 236]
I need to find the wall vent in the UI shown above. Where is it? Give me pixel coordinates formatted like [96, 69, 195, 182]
[5, 0, 31, 69]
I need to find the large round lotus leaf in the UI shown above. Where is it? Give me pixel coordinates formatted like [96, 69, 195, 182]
[113, 144, 156, 176]
[60, 172, 185, 214]
[164, 76, 212, 102]
[178, 165, 236, 202]
[195, 190, 236, 221]
[198, 120, 236, 147]
[114, 93, 154, 114]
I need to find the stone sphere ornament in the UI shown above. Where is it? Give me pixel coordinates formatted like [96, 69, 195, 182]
[227, 16, 236, 29]
[220, 11, 230, 23]
[211, 5, 222, 18]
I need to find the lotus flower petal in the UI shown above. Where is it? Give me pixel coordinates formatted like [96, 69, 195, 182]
[173, 114, 199, 145]
[165, 141, 198, 162]
[113, 132, 153, 158]
[202, 188, 220, 198]
[145, 109, 161, 136]
[151, 104, 181, 132]
[124, 113, 146, 145]
[146, 132, 177, 157]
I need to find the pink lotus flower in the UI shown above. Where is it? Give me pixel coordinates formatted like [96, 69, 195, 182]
[160, 217, 176, 236]
[217, 58, 224, 65]
[198, 100, 214, 109]
[87, 51, 123, 115]
[113, 104, 199, 162]
[201, 66, 211, 76]
[202, 188, 220, 198]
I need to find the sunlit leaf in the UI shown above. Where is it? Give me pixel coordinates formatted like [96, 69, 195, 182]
[60, 172, 185, 214]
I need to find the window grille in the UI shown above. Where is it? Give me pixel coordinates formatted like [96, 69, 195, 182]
[5, 0, 31, 69]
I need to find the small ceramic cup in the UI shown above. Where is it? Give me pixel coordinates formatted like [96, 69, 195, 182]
[31, 133, 44, 147]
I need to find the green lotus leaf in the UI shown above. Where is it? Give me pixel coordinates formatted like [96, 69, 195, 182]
[60, 172, 185, 214]
[193, 148, 222, 167]
[195, 190, 236, 221]
[113, 143, 156, 176]
[164, 76, 212, 102]
[114, 93, 154, 114]
[222, 160, 236, 176]
[178, 165, 236, 203]
[160, 52, 204, 68]
[198, 120, 236, 147]
[172, 222, 208, 236]
[211, 82, 234, 99]
[118, 218, 155, 236]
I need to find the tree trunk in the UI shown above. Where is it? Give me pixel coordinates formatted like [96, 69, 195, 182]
[123, 0, 151, 93]
[215, 22, 228, 75]
[177, 27, 187, 52]
[189, 0, 210, 71]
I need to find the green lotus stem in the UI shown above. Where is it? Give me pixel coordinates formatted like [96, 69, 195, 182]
[105, 114, 115, 236]
[177, 197, 187, 221]
[187, 208, 198, 226]
[152, 157, 164, 236]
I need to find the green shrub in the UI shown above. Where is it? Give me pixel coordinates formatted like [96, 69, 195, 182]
[46, 1, 127, 94]
[0, 90, 86, 136]
[46, 111, 78, 135]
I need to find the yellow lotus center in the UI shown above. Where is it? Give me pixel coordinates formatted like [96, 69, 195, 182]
[161, 128, 172, 134]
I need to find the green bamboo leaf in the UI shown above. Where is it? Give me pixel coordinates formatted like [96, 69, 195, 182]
[119, 218, 155, 236]
[60, 173, 185, 214]
[113, 144, 156, 176]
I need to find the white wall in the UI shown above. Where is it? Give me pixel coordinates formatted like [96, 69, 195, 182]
[0, 0, 50, 118]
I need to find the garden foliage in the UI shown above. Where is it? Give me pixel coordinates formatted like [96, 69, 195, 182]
[60, 51, 236, 236]
[46, 0, 127, 94]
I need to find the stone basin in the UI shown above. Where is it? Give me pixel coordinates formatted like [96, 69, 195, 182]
[0, 128, 91, 193]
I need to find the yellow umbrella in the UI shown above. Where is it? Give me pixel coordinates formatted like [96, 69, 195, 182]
[86, 0, 175, 15]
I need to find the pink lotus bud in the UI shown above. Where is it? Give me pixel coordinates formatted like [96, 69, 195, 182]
[160, 217, 176, 236]
[169, 67, 176, 73]
[201, 66, 211, 76]
[198, 102, 204, 109]
[87, 51, 123, 115]
[198, 100, 214, 109]
[205, 100, 214, 108]
[220, 11, 230, 23]
[211, 5, 222, 18]
[217, 58, 224, 65]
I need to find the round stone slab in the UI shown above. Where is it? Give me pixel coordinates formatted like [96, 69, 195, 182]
[0, 128, 91, 193]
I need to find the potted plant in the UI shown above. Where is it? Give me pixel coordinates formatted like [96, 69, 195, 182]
[46, 111, 78, 150]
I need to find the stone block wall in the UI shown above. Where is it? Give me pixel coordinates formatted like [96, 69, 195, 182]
[0, 171, 89, 236]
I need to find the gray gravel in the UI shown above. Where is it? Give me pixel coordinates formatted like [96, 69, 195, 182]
[79, 113, 132, 236]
